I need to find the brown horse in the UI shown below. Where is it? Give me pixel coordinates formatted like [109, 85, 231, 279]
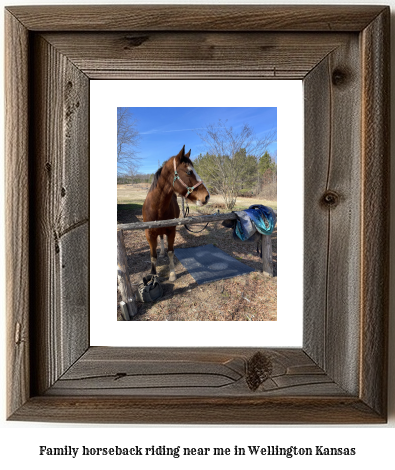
[142, 145, 210, 281]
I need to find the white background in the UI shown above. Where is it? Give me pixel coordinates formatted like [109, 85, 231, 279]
[1, 1, 394, 469]
[90, 79, 303, 347]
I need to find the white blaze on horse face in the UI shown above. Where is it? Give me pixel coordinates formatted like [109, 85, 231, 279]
[188, 165, 201, 182]
[188, 165, 210, 204]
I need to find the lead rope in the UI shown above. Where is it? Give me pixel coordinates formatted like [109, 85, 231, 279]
[182, 199, 218, 233]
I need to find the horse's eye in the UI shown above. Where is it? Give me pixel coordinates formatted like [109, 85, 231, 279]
[187, 170, 192, 176]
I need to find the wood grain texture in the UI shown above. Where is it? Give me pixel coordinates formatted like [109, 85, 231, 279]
[11, 347, 384, 423]
[261, 235, 274, 277]
[303, 56, 331, 370]
[118, 210, 276, 231]
[117, 231, 137, 318]
[360, 9, 390, 418]
[5, 10, 30, 418]
[47, 348, 344, 397]
[5, 5, 390, 424]
[59, 224, 89, 366]
[118, 211, 239, 231]
[10, 396, 383, 425]
[30, 34, 90, 395]
[6, 5, 386, 32]
[41, 32, 352, 80]
[304, 35, 362, 395]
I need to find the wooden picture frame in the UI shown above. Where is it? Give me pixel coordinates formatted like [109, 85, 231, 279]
[5, 5, 389, 424]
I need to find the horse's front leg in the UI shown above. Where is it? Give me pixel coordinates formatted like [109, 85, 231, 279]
[146, 230, 158, 275]
[166, 228, 177, 282]
[158, 234, 165, 257]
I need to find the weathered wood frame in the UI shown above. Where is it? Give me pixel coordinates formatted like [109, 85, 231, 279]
[5, 5, 389, 423]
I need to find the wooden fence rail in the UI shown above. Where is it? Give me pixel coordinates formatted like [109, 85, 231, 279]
[117, 210, 276, 320]
[117, 211, 238, 231]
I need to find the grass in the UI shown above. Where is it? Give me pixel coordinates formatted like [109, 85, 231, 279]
[117, 203, 143, 211]
[197, 199, 277, 214]
[232, 200, 277, 211]
[116, 184, 277, 212]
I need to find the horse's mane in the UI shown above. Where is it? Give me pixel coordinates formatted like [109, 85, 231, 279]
[147, 155, 193, 193]
[148, 166, 163, 193]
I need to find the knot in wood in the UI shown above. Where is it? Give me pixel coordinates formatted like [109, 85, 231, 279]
[246, 351, 273, 391]
[15, 322, 22, 345]
[124, 35, 149, 48]
[332, 68, 349, 87]
[321, 190, 340, 208]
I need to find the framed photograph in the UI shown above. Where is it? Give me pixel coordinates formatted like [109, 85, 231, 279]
[5, 5, 389, 423]
[91, 80, 303, 346]
[113, 99, 281, 323]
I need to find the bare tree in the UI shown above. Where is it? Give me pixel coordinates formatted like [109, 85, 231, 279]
[195, 120, 276, 209]
[117, 107, 141, 174]
[117, 162, 140, 184]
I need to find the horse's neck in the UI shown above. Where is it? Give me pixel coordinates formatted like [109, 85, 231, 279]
[153, 170, 175, 214]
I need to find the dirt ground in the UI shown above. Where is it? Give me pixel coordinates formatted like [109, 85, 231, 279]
[117, 185, 277, 321]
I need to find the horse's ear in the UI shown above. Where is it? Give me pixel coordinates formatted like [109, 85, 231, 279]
[176, 145, 185, 159]
[174, 145, 186, 165]
[184, 149, 191, 158]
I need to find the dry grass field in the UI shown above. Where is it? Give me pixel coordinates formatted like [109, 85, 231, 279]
[117, 184, 277, 321]
[117, 183, 277, 210]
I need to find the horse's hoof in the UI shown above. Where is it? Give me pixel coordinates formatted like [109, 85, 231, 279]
[169, 272, 176, 282]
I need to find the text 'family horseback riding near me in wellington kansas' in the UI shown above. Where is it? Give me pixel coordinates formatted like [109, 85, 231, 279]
[38, 445, 357, 458]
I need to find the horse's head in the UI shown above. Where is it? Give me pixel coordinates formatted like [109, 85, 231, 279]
[172, 145, 210, 206]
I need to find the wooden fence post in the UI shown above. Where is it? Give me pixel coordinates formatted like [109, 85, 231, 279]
[117, 230, 137, 319]
[261, 234, 274, 277]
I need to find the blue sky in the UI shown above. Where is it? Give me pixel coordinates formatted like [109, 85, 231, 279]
[121, 107, 277, 174]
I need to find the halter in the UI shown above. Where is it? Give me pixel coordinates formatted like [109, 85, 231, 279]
[173, 158, 203, 198]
